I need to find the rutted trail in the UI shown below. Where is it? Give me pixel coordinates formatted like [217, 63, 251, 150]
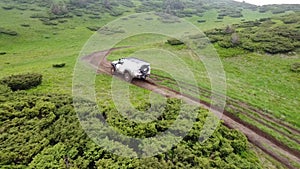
[81, 50, 300, 169]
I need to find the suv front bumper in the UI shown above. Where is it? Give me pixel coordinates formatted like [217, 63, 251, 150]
[136, 74, 150, 79]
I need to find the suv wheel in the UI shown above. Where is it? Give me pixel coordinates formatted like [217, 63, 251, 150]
[124, 71, 132, 82]
[111, 67, 116, 75]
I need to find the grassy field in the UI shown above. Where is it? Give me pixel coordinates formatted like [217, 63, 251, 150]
[0, 0, 299, 168]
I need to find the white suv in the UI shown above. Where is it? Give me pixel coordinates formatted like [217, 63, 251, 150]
[111, 57, 151, 82]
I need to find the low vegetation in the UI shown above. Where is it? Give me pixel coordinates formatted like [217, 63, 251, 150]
[0, 0, 299, 168]
[290, 62, 300, 72]
[0, 27, 18, 36]
[0, 73, 42, 91]
[0, 84, 261, 168]
[52, 63, 66, 68]
[205, 13, 300, 54]
[167, 38, 184, 45]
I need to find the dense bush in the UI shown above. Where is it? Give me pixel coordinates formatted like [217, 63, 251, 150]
[87, 26, 100, 31]
[52, 63, 66, 68]
[72, 10, 83, 17]
[281, 13, 300, 24]
[262, 39, 295, 54]
[108, 8, 124, 16]
[0, 27, 18, 36]
[167, 38, 184, 45]
[206, 12, 300, 54]
[16, 5, 28, 11]
[217, 8, 243, 19]
[2, 6, 14, 10]
[290, 63, 300, 73]
[30, 13, 48, 19]
[40, 19, 58, 26]
[271, 8, 286, 14]
[118, 0, 135, 8]
[197, 19, 206, 23]
[0, 89, 261, 168]
[0, 73, 42, 91]
[20, 23, 30, 27]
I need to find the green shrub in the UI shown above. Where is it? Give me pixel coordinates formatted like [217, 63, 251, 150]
[281, 13, 300, 24]
[217, 16, 224, 19]
[16, 5, 28, 11]
[58, 20, 68, 23]
[72, 10, 83, 17]
[290, 63, 300, 73]
[40, 19, 58, 26]
[215, 44, 247, 57]
[259, 18, 271, 22]
[240, 40, 256, 52]
[229, 13, 243, 18]
[197, 19, 206, 23]
[119, 0, 135, 8]
[87, 26, 100, 31]
[167, 38, 184, 45]
[89, 15, 101, 19]
[258, 8, 268, 13]
[30, 13, 48, 19]
[50, 2, 68, 16]
[262, 39, 294, 54]
[0, 73, 42, 91]
[241, 21, 261, 27]
[52, 63, 66, 68]
[21, 24, 30, 27]
[144, 17, 153, 20]
[2, 6, 14, 10]
[282, 17, 299, 24]
[108, 8, 124, 16]
[0, 84, 11, 94]
[272, 8, 286, 14]
[0, 27, 18, 36]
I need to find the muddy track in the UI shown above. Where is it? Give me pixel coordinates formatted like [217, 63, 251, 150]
[151, 74, 300, 136]
[82, 50, 300, 169]
[151, 74, 300, 145]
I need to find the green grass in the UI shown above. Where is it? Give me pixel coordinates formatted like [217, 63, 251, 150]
[108, 34, 300, 129]
[0, 1, 299, 168]
[105, 32, 300, 154]
[0, 2, 117, 94]
[1, 2, 298, 128]
[223, 53, 300, 126]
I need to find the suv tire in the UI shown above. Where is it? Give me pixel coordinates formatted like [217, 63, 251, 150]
[111, 67, 116, 75]
[124, 71, 132, 82]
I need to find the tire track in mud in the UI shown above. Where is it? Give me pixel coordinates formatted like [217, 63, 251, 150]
[151, 74, 300, 145]
[151, 74, 300, 134]
[81, 49, 300, 169]
[151, 74, 300, 136]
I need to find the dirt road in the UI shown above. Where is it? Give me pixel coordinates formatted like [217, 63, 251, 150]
[81, 50, 300, 169]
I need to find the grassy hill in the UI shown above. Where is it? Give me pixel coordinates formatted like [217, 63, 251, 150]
[0, 0, 299, 168]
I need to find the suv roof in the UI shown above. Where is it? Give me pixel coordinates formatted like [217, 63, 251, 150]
[124, 57, 150, 65]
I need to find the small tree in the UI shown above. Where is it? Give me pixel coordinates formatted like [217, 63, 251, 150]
[231, 33, 240, 46]
[225, 25, 235, 34]
[103, 0, 111, 10]
[50, 1, 68, 15]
